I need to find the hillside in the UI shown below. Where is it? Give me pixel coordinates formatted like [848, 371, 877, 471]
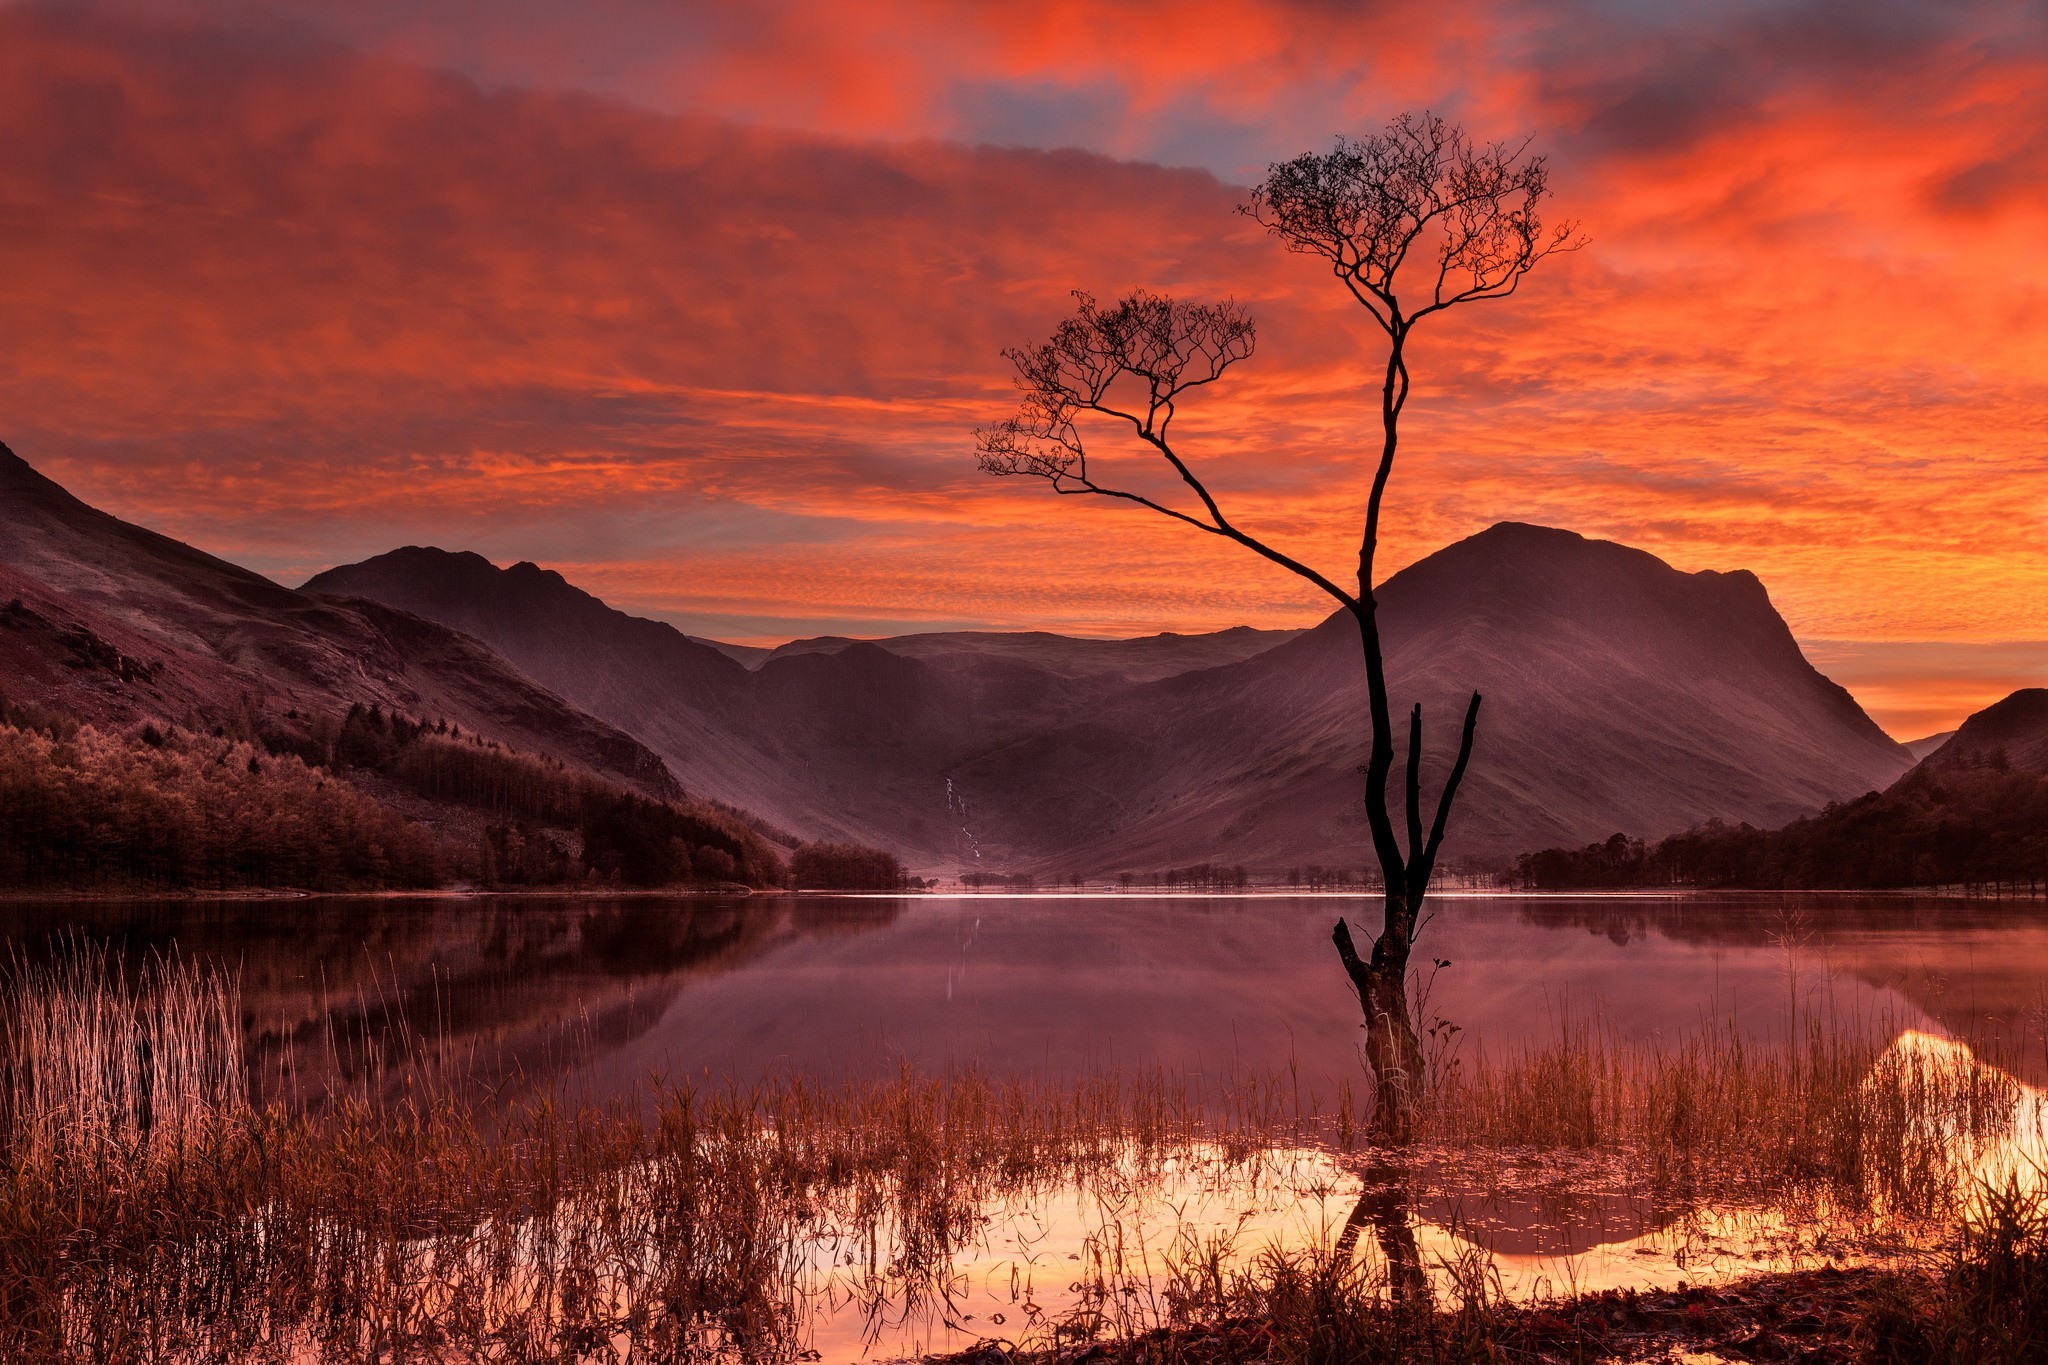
[1903, 731, 1956, 762]
[759, 627, 1300, 682]
[1916, 688, 2048, 775]
[306, 549, 1295, 870]
[0, 441, 808, 891]
[945, 523, 1910, 870]
[312, 524, 1912, 873]
[0, 698, 787, 893]
[0, 442, 677, 799]
[1514, 687, 2048, 892]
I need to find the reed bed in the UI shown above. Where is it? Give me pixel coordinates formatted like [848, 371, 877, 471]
[1422, 1015, 2032, 1220]
[1, 943, 244, 1161]
[2, 954, 2040, 1361]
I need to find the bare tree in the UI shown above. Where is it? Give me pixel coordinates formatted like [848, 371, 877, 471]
[977, 113, 1579, 1141]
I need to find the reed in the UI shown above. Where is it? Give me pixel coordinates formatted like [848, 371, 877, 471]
[1, 954, 2038, 1360]
[0, 941, 244, 1162]
[1421, 1014, 2029, 1219]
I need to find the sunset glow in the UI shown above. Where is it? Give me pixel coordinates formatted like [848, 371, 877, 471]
[3, 1, 2043, 735]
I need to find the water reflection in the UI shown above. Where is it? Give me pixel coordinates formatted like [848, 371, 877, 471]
[5, 893, 2047, 1105]
[798, 1028, 2048, 1360]
[10, 892, 2048, 1361]
[0, 895, 907, 1105]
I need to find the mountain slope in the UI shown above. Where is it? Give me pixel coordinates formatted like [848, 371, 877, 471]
[0, 442, 677, 798]
[1515, 687, 2048, 891]
[313, 524, 1911, 873]
[307, 549, 1291, 868]
[760, 627, 1299, 682]
[1916, 688, 2048, 776]
[948, 523, 1910, 870]
[1903, 731, 1956, 762]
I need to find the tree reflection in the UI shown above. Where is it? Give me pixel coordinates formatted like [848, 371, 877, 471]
[1336, 1150, 1430, 1308]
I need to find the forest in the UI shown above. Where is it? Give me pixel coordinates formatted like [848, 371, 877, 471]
[1511, 753, 2048, 893]
[0, 693, 791, 892]
[789, 841, 908, 891]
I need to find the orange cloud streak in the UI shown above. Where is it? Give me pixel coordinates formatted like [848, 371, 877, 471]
[1, 6, 2043, 735]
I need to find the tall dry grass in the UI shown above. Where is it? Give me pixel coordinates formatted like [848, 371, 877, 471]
[1423, 1014, 2029, 1219]
[2, 952, 2039, 1361]
[1, 942, 243, 1160]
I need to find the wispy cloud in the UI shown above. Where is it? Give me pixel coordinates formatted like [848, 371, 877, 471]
[3, 3, 2045, 731]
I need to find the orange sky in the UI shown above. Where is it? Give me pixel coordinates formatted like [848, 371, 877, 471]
[1, 2, 2043, 738]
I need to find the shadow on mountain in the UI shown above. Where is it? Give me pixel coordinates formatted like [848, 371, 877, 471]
[309, 525, 1911, 874]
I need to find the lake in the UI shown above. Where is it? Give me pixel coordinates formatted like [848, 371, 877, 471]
[8, 890, 2048, 1359]
[7, 890, 2045, 1104]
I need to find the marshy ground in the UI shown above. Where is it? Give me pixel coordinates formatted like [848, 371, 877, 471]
[4, 936, 2045, 1362]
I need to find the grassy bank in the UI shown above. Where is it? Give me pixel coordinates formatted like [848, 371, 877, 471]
[2, 953, 2042, 1361]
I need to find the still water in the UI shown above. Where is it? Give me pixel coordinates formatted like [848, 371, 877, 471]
[6, 891, 2047, 1104]
[8, 892, 2048, 1359]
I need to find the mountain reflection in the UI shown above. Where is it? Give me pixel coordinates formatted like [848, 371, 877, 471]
[1517, 894, 2048, 1084]
[0, 896, 909, 1106]
[5, 893, 2045, 1104]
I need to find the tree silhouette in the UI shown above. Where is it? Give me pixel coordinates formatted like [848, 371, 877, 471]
[978, 113, 1579, 1140]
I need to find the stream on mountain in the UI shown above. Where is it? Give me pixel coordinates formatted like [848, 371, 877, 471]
[6, 891, 2047, 1359]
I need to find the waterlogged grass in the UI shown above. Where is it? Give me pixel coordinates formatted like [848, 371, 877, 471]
[2, 954, 2043, 1361]
[2, 942, 243, 1161]
[1426, 1017, 2032, 1222]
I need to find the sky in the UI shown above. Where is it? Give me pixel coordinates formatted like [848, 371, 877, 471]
[1, 0, 2044, 738]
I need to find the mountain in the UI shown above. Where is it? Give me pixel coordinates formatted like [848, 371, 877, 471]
[945, 523, 1910, 870]
[310, 524, 1911, 873]
[1902, 730, 1956, 762]
[759, 627, 1299, 682]
[305, 549, 1291, 870]
[1915, 689, 2048, 775]
[0, 442, 677, 798]
[1515, 687, 2048, 891]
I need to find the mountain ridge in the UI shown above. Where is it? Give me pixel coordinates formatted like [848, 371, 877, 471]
[0, 442, 681, 800]
[1917, 688, 2048, 776]
[310, 521, 1912, 873]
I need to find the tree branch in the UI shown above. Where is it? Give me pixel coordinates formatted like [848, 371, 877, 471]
[1332, 917, 1372, 1000]
[1413, 690, 1483, 902]
[1404, 703, 1424, 866]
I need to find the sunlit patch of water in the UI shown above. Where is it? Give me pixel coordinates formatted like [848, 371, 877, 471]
[782, 1027, 2047, 1361]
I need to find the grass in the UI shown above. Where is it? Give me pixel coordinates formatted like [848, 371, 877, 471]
[1, 941, 244, 1160]
[1422, 1014, 2028, 1221]
[2, 954, 2042, 1361]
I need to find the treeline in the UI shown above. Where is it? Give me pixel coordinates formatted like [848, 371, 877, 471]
[1511, 755, 2048, 893]
[0, 721, 438, 891]
[0, 697, 793, 892]
[960, 871, 1040, 890]
[956, 865, 1346, 892]
[315, 705, 785, 889]
[1127, 864, 1254, 890]
[789, 842, 907, 890]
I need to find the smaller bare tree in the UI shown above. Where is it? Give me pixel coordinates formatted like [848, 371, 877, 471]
[978, 113, 1578, 1141]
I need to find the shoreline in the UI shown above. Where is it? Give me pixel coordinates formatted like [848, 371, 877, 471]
[2, 884, 2042, 905]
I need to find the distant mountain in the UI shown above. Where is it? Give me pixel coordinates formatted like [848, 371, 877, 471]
[1515, 687, 2048, 892]
[311, 524, 1911, 873]
[1903, 730, 1956, 762]
[1916, 689, 2048, 775]
[760, 627, 1299, 682]
[305, 549, 1290, 870]
[946, 523, 1910, 870]
[0, 442, 677, 798]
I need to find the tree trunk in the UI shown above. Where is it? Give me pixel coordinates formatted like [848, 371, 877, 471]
[1334, 910, 1426, 1144]
[1360, 956, 1424, 1145]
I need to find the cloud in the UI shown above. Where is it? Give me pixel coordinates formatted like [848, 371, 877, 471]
[1803, 640, 2048, 740]
[3, 4, 2046, 733]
